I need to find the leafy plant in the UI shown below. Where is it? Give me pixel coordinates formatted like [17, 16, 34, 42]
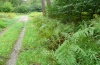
[1, 2, 13, 12]
[14, 4, 29, 13]
[47, 0, 100, 23]
[55, 17, 100, 65]
[0, 20, 6, 28]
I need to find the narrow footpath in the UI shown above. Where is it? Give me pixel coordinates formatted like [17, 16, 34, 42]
[6, 16, 28, 65]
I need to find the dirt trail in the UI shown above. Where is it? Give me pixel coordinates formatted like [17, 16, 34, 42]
[6, 16, 28, 65]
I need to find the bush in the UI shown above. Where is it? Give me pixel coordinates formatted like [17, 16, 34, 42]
[29, 12, 42, 17]
[1, 2, 13, 12]
[0, 20, 6, 28]
[29, 5, 42, 12]
[15, 4, 29, 13]
[30, 12, 74, 51]
[0, 12, 16, 19]
[7, 13, 16, 18]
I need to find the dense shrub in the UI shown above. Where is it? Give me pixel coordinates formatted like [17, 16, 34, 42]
[30, 12, 74, 51]
[0, 12, 16, 19]
[29, 12, 42, 17]
[29, 5, 42, 12]
[29, 12, 100, 65]
[14, 4, 29, 13]
[47, 0, 100, 23]
[0, 0, 42, 13]
[0, 20, 6, 28]
[0, 2, 13, 12]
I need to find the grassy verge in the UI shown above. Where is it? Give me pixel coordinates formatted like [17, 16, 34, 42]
[0, 22, 24, 65]
[0, 13, 20, 32]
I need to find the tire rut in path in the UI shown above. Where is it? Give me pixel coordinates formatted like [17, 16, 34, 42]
[6, 16, 28, 65]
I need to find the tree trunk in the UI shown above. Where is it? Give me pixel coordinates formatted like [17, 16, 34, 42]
[42, 0, 46, 16]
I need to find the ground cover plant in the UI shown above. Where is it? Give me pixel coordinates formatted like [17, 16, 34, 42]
[0, 13, 20, 32]
[17, 12, 100, 65]
[55, 18, 100, 65]
[0, 22, 24, 65]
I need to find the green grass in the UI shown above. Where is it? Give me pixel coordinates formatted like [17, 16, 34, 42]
[0, 22, 24, 65]
[0, 12, 16, 19]
[0, 16, 21, 32]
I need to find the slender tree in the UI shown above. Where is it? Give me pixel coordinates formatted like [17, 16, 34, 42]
[42, 0, 46, 16]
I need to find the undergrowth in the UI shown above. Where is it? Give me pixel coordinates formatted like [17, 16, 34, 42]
[17, 12, 100, 65]
[0, 22, 24, 65]
[17, 19, 58, 65]
[0, 12, 16, 19]
[55, 17, 100, 65]
[0, 13, 20, 32]
[17, 12, 74, 65]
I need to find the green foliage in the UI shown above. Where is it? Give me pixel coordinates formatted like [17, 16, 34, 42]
[47, 0, 100, 23]
[29, 12, 74, 51]
[0, 12, 19, 32]
[17, 12, 74, 65]
[14, 4, 29, 13]
[29, 12, 42, 17]
[55, 17, 100, 65]
[17, 16, 58, 65]
[0, 20, 6, 28]
[0, 12, 16, 19]
[0, 2, 13, 12]
[18, 12, 100, 65]
[29, 0, 42, 12]
[29, 4, 42, 12]
[0, 0, 42, 13]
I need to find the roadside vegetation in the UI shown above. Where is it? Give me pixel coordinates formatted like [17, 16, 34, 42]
[0, 22, 24, 65]
[0, 12, 20, 32]
[17, 12, 100, 65]
[17, 13, 58, 65]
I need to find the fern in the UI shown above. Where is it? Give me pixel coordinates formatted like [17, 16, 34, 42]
[55, 18, 100, 65]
